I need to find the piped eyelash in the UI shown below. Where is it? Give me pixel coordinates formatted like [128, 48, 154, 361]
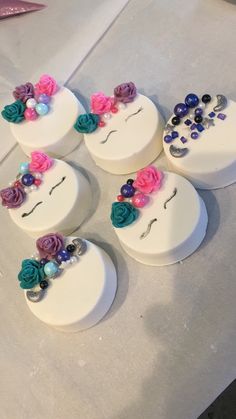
[49, 176, 66, 195]
[164, 188, 177, 209]
[125, 107, 143, 122]
[140, 218, 157, 240]
[22, 201, 43, 218]
[100, 130, 117, 144]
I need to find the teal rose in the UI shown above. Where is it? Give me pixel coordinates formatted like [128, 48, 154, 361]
[111, 202, 139, 228]
[74, 113, 99, 134]
[18, 259, 45, 289]
[1, 100, 26, 123]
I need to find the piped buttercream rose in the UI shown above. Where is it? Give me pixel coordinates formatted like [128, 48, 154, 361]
[0, 186, 26, 209]
[18, 259, 45, 289]
[36, 233, 64, 259]
[133, 166, 163, 194]
[90, 92, 113, 115]
[111, 202, 139, 228]
[114, 82, 137, 103]
[74, 113, 99, 133]
[13, 82, 35, 103]
[35, 74, 58, 96]
[29, 151, 53, 173]
[1, 100, 26, 123]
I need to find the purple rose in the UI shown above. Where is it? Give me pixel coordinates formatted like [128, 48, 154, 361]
[13, 82, 35, 103]
[36, 233, 64, 260]
[0, 186, 26, 209]
[114, 82, 137, 103]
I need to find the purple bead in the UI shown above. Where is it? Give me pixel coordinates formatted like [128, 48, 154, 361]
[164, 135, 173, 143]
[174, 103, 189, 118]
[21, 173, 35, 186]
[217, 113, 227, 120]
[196, 123, 205, 132]
[191, 131, 199, 140]
[190, 123, 197, 131]
[40, 258, 48, 266]
[185, 93, 199, 108]
[55, 249, 71, 264]
[184, 119, 192, 126]
[180, 136, 188, 144]
[195, 107, 203, 116]
[37, 94, 51, 104]
[120, 184, 135, 198]
[208, 112, 216, 118]
[171, 131, 179, 139]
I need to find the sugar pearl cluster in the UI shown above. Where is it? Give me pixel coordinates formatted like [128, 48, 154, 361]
[117, 178, 149, 208]
[24, 94, 51, 121]
[9, 162, 43, 194]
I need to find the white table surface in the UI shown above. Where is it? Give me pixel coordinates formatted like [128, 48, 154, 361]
[1, 1, 236, 419]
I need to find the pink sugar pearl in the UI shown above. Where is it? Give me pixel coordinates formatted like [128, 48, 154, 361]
[131, 193, 149, 208]
[24, 108, 38, 121]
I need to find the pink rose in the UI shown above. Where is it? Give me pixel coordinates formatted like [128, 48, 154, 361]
[133, 166, 163, 194]
[36, 233, 64, 260]
[90, 92, 113, 115]
[29, 151, 53, 173]
[35, 74, 58, 97]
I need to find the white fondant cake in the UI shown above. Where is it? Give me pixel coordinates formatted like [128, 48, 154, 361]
[84, 94, 164, 174]
[112, 171, 208, 266]
[163, 95, 236, 189]
[11, 87, 84, 158]
[9, 159, 91, 237]
[25, 239, 117, 332]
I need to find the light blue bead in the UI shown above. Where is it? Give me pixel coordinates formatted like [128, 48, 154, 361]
[44, 261, 59, 278]
[35, 103, 49, 116]
[19, 162, 29, 174]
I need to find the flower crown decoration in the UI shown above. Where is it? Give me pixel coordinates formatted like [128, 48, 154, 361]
[1, 75, 58, 123]
[18, 234, 87, 303]
[74, 81, 137, 134]
[110, 166, 163, 228]
[0, 151, 53, 209]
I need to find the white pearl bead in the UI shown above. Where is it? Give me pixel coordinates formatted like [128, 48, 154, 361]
[24, 187, 30, 193]
[66, 259, 71, 265]
[70, 256, 77, 264]
[198, 103, 205, 109]
[34, 172, 43, 179]
[30, 254, 35, 259]
[60, 261, 67, 269]
[118, 102, 126, 110]
[30, 184, 37, 191]
[103, 113, 111, 120]
[189, 113, 194, 119]
[26, 98, 37, 109]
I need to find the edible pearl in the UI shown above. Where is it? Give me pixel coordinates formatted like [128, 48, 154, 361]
[35, 103, 49, 116]
[19, 162, 29, 174]
[66, 260, 71, 265]
[24, 187, 31, 193]
[198, 103, 205, 110]
[21, 173, 35, 186]
[34, 179, 42, 187]
[132, 193, 149, 208]
[9, 181, 13, 186]
[103, 113, 111, 120]
[117, 194, 125, 202]
[60, 261, 67, 269]
[118, 103, 126, 110]
[174, 103, 189, 118]
[24, 108, 38, 121]
[37, 94, 50, 104]
[26, 98, 37, 109]
[70, 256, 77, 264]
[98, 120, 105, 128]
[189, 113, 195, 120]
[120, 184, 135, 198]
[44, 261, 59, 278]
[185, 93, 199, 108]
[111, 107, 118, 113]
[30, 184, 37, 191]
[34, 172, 43, 179]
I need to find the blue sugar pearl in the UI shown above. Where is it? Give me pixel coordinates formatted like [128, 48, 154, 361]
[171, 131, 179, 139]
[195, 107, 203, 116]
[56, 249, 71, 264]
[174, 103, 189, 118]
[44, 261, 59, 278]
[208, 111, 215, 118]
[185, 93, 199, 108]
[21, 173, 35, 186]
[37, 94, 51, 105]
[184, 119, 192, 126]
[40, 258, 48, 266]
[196, 123, 205, 132]
[164, 135, 173, 143]
[35, 103, 49, 116]
[19, 162, 29, 174]
[191, 131, 199, 140]
[120, 184, 135, 198]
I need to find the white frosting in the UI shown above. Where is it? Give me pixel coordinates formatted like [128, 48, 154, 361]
[163, 97, 236, 189]
[9, 160, 91, 237]
[11, 87, 84, 158]
[113, 171, 208, 266]
[84, 94, 164, 174]
[25, 239, 117, 332]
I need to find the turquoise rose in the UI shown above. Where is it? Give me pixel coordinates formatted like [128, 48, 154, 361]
[74, 113, 99, 134]
[18, 259, 45, 289]
[1, 100, 26, 123]
[111, 201, 139, 228]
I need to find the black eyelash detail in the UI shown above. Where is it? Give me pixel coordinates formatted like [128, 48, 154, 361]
[100, 130, 117, 144]
[164, 188, 177, 209]
[22, 201, 43, 218]
[140, 218, 157, 240]
[49, 176, 66, 195]
[125, 107, 143, 122]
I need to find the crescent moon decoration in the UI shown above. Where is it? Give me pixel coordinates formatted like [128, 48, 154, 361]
[140, 218, 157, 240]
[203, 118, 215, 129]
[213, 94, 228, 112]
[26, 289, 45, 303]
[72, 238, 87, 255]
[169, 144, 189, 158]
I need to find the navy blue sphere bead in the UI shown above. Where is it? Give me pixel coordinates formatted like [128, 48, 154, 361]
[174, 103, 189, 118]
[202, 94, 211, 104]
[40, 258, 48, 266]
[126, 178, 134, 185]
[164, 135, 173, 143]
[40, 280, 49, 290]
[195, 107, 203, 116]
[55, 249, 71, 263]
[185, 93, 199, 108]
[171, 116, 180, 126]
[120, 184, 135, 198]
[21, 173, 35, 186]
[191, 131, 199, 140]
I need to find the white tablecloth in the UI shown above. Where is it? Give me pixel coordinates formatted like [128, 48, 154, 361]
[1, 1, 236, 419]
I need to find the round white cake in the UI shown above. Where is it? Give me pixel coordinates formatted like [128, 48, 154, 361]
[11, 87, 84, 158]
[25, 239, 117, 332]
[163, 94, 236, 189]
[84, 94, 164, 174]
[112, 171, 208, 266]
[9, 159, 91, 237]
